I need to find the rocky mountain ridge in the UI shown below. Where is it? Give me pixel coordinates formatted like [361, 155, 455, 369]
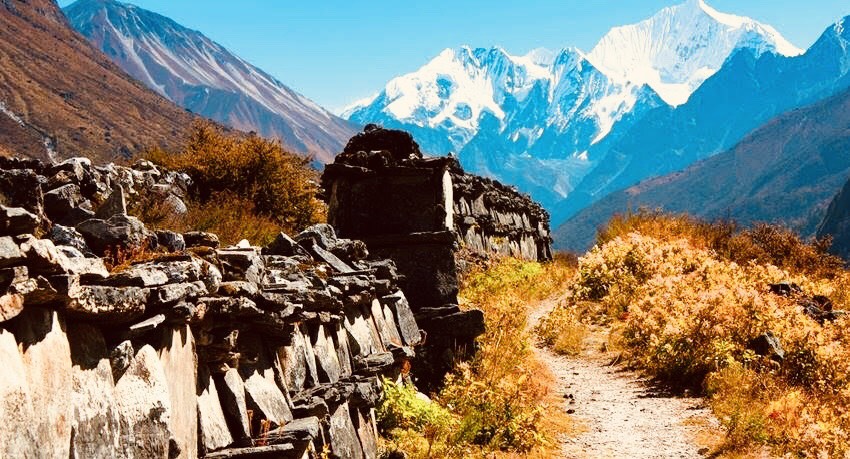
[345, 0, 804, 213]
[64, 0, 357, 163]
[0, 0, 196, 162]
[555, 82, 850, 251]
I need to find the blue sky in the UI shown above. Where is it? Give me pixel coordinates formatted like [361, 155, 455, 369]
[60, 0, 850, 112]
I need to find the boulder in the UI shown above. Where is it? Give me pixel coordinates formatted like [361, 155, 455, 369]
[19, 235, 71, 274]
[76, 214, 150, 255]
[184, 231, 220, 249]
[0, 206, 40, 236]
[0, 236, 24, 268]
[48, 224, 92, 256]
[44, 183, 94, 225]
[66, 285, 148, 322]
[0, 168, 44, 215]
[311, 324, 342, 384]
[340, 124, 422, 162]
[95, 186, 127, 219]
[381, 292, 422, 346]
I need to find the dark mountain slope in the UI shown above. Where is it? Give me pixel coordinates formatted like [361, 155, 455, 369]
[65, 0, 356, 163]
[0, 0, 196, 161]
[556, 85, 850, 251]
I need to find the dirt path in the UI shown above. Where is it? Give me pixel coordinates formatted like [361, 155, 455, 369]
[529, 299, 722, 459]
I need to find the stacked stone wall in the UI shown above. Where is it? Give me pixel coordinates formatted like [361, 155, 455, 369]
[0, 157, 421, 458]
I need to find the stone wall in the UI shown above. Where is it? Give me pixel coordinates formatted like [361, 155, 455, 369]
[321, 126, 552, 388]
[0, 157, 422, 458]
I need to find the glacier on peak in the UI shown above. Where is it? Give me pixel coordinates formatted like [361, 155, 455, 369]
[345, 0, 804, 212]
[586, 0, 803, 106]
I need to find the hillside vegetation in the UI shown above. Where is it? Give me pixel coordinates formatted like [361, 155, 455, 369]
[378, 256, 575, 458]
[540, 211, 850, 457]
[141, 121, 326, 245]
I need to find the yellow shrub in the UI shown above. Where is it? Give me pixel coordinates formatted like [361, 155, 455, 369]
[143, 121, 325, 239]
[541, 212, 850, 456]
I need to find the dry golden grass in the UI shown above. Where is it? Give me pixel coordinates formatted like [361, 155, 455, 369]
[541, 212, 850, 457]
[379, 256, 576, 458]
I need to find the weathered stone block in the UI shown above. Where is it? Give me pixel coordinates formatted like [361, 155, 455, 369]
[197, 365, 234, 454]
[16, 308, 74, 459]
[68, 323, 120, 458]
[159, 325, 199, 459]
[114, 344, 174, 459]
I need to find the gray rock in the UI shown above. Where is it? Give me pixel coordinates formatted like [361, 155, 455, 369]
[150, 281, 207, 306]
[110, 340, 135, 382]
[197, 365, 233, 454]
[159, 325, 199, 459]
[0, 168, 44, 215]
[328, 402, 364, 459]
[0, 206, 40, 236]
[354, 407, 378, 459]
[242, 365, 294, 428]
[114, 345, 174, 459]
[44, 183, 93, 225]
[344, 307, 378, 359]
[64, 254, 109, 279]
[157, 230, 186, 252]
[216, 368, 252, 444]
[95, 186, 127, 219]
[334, 322, 353, 379]
[48, 224, 92, 256]
[272, 416, 321, 443]
[0, 292, 23, 322]
[66, 285, 148, 322]
[202, 296, 264, 318]
[0, 236, 24, 268]
[76, 214, 150, 255]
[311, 324, 341, 384]
[370, 298, 402, 348]
[106, 264, 170, 287]
[264, 233, 310, 258]
[19, 236, 72, 274]
[279, 326, 316, 393]
[183, 231, 220, 248]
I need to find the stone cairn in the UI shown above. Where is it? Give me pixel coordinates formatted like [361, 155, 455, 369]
[321, 125, 553, 389]
[0, 156, 423, 458]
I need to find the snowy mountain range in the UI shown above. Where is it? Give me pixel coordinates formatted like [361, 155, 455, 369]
[64, 0, 355, 163]
[346, 0, 805, 212]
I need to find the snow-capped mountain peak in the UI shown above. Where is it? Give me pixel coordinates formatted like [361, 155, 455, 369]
[586, 0, 803, 106]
